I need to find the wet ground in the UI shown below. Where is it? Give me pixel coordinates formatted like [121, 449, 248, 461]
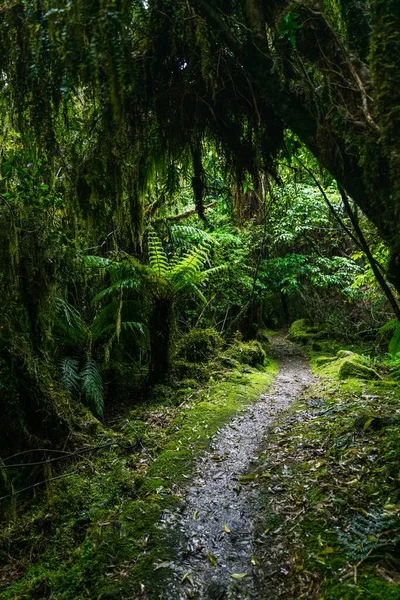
[159, 335, 315, 599]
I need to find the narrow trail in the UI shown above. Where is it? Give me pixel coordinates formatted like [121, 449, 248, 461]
[160, 335, 315, 599]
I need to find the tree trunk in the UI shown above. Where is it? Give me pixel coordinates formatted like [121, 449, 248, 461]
[148, 296, 175, 384]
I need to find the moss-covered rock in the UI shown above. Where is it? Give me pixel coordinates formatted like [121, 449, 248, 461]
[288, 319, 327, 345]
[315, 356, 337, 366]
[177, 328, 223, 363]
[288, 319, 311, 343]
[338, 358, 381, 380]
[336, 350, 373, 367]
[226, 340, 267, 368]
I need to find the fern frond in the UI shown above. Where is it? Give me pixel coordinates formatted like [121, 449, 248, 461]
[186, 283, 207, 304]
[147, 229, 169, 277]
[168, 242, 209, 289]
[379, 318, 398, 334]
[60, 357, 80, 393]
[85, 255, 112, 269]
[170, 225, 217, 246]
[121, 321, 147, 339]
[55, 298, 88, 344]
[94, 278, 140, 302]
[80, 358, 104, 417]
[379, 319, 400, 356]
[389, 324, 400, 356]
[338, 509, 400, 563]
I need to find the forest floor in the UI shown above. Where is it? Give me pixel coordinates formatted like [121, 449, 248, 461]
[161, 334, 314, 599]
[1, 331, 400, 600]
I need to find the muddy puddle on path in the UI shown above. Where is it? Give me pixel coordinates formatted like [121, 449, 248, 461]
[159, 335, 315, 600]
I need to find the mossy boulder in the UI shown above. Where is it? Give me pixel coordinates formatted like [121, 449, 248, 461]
[288, 319, 311, 343]
[336, 350, 373, 367]
[288, 319, 327, 345]
[177, 328, 223, 363]
[315, 356, 337, 366]
[338, 358, 381, 380]
[227, 340, 267, 368]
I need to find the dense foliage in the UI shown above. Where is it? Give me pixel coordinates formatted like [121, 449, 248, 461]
[0, 0, 399, 451]
[1, 2, 400, 598]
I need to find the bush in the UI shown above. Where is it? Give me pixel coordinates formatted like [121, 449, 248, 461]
[176, 328, 223, 363]
[172, 360, 211, 382]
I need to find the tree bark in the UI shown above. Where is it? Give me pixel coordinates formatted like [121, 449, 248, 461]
[147, 296, 175, 384]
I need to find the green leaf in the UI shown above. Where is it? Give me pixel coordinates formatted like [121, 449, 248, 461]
[207, 553, 218, 566]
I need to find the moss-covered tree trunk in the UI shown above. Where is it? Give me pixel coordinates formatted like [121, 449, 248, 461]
[147, 296, 175, 384]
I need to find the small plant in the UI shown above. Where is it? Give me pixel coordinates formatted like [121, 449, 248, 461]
[61, 356, 104, 417]
[380, 319, 400, 380]
[338, 509, 400, 563]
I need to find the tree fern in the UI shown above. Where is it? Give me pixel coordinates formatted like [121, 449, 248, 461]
[80, 358, 104, 417]
[148, 229, 169, 277]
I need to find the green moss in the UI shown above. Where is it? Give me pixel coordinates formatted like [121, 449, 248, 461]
[315, 355, 337, 366]
[287, 319, 328, 345]
[225, 339, 267, 368]
[288, 318, 311, 343]
[254, 347, 400, 599]
[172, 359, 211, 382]
[0, 359, 277, 600]
[338, 358, 381, 380]
[176, 328, 223, 362]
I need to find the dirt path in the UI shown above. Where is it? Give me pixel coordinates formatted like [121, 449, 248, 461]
[159, 335, 315, 599]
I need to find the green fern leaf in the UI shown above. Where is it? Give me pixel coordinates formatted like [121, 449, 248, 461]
[60, 357, 80, 393]
[55, 298, 88, 344]
[389, 323, 400, 356]
[379, 318, 398, 334]
[94, 278, 140, 303]
[80, 358, 104, 417]
[148, 229, 169, 277]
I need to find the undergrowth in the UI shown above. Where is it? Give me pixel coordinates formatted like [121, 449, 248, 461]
[253, 340, 400, 599]
[0, 343, 277, 600]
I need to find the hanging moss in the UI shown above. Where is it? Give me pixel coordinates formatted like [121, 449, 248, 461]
[370, 0, 400, 284]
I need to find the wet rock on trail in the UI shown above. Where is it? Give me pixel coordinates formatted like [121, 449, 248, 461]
[159, 335, 315, 599]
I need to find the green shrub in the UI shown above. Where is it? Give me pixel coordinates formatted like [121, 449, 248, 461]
[172, 360, 211, 382]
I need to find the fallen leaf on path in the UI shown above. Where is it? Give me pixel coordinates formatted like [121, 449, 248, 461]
[207, 553, 218, 566]
[153, 561, 173, 570]
[238, 474, 257, 484]
[223, 523, 231, 533]
[231, 573, 248, 579]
